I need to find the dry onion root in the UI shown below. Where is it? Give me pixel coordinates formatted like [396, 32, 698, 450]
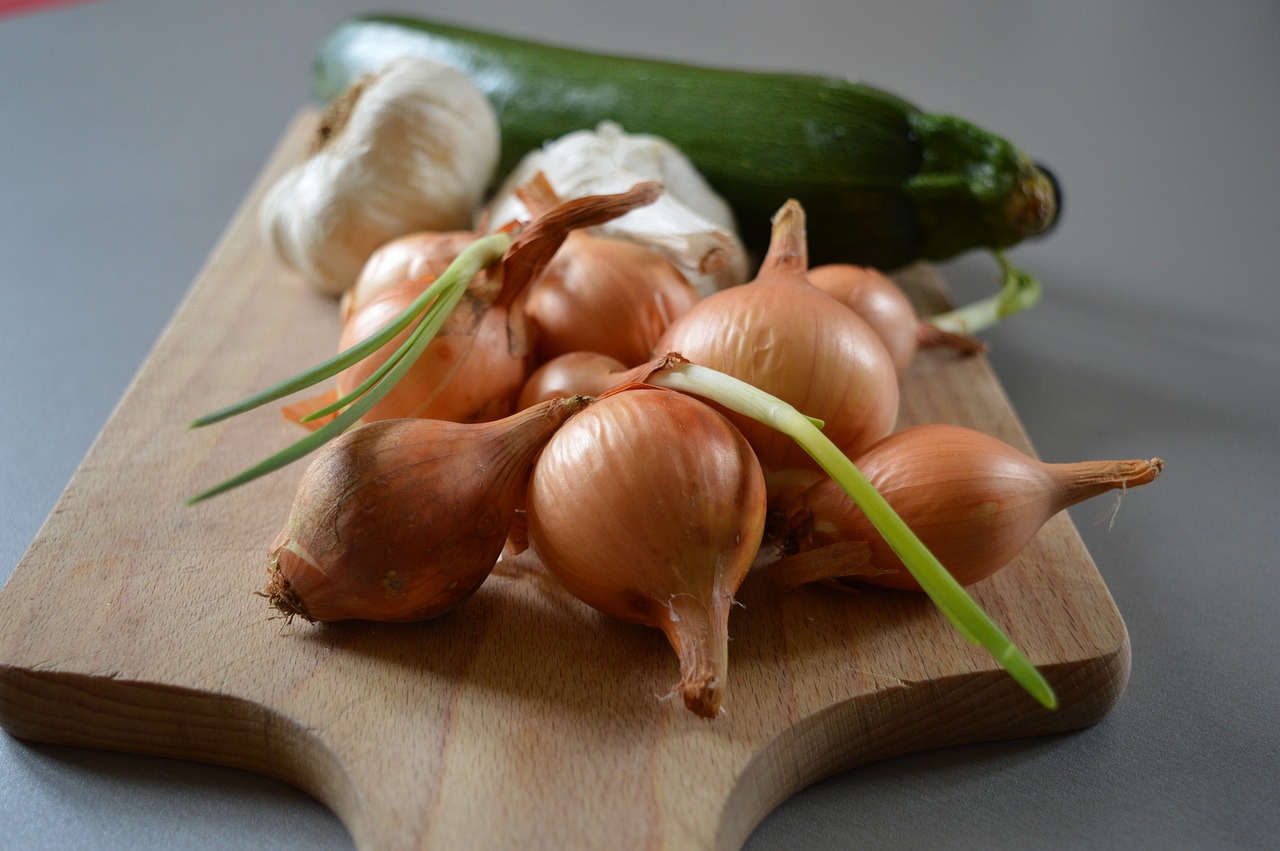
[265, 396, 590, 623]
[765, 424, 1164, 592]
[525, 386, 766, 718]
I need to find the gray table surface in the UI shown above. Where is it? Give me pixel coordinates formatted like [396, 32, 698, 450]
[2, 1, 1277, 848]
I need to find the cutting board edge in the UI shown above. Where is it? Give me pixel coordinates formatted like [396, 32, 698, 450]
[0, 624, 1129, 851]
[0, 663, 372, 843]
[716, 630, 1132, 850]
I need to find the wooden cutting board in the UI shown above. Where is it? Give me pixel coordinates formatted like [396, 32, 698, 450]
[0, 110, 1129, 850]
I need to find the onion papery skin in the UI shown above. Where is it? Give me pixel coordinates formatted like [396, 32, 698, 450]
[517, 351, 627, 410]
[337, 274, 529, 424]
[524, 387, 767, 718]
[524, 232, 699, 366]
[658, 277, 899, 473]
[342, 229, 478, 323]
[787, 423, 1164, 591]
[806, 263, 985, 373]
[333, 183, 664, 427]
[266, 397, 587, 623]
[806, 263, 923, 374]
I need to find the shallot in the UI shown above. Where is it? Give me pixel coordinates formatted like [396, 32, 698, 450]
[767, 423, 1164, 591]
[525, 386, 766, 718]
[318, 182, 663, 425]
[658, 200, 899, 473]
[265, 396, 589, 623]
[340, 228, 481, 323]
[516, 351, 627, 411]
[516, 174, 699, 366]
[806, 263, 984, 374]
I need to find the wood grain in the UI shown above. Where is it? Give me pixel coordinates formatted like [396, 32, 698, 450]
[0, 110, 1129, 851]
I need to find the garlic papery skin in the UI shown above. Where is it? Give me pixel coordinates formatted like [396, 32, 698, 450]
[484, 121, 748, 296]
[261, 56, 500, 296]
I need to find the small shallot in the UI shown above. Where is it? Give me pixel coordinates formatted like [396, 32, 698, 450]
[658, 200, 900, 473]
[340, 229, 481, 323]
[312, 182, 662, 426]
[517, 174, 699, 366]
[525, 386, 767, 718]
[265, 396, 590, 623]
[806, 263, 985, 374]
[768, 423, 1164, 592]
[517, 351, 627, 411]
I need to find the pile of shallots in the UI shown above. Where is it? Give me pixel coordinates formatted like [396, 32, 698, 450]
[191, 62, 1162, 718]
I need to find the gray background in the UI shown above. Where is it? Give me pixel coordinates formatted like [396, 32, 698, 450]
[2, 1, 1277, 848]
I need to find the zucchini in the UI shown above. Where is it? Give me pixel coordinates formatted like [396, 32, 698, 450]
[314, 16, 1060, 269]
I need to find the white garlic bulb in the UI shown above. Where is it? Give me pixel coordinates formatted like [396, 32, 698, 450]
[261, 56, 500, 296]
[484, 121, 749, 296]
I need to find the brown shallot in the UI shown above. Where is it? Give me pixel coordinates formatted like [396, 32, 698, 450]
[524, 386, 767, 718]
[340, 228, 481, 323]
[516, 351, 628, 411]
[658, 200, 899, 473]
[515, 350, 691, 411]
[806, 263, 985, 374]
[299, 182, 663, 428]
[265, 396, 590, 623]
[767, 423, 1164, 592]
[516, 174, 699, 366]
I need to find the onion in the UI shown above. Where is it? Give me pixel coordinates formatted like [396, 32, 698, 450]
[515, 350, 688, 410]
[767, 423, 1164, 591]
[523, 229, 698, 365]
[658, 200, 899, 473]
[264, 396, 590, 623]
[340, 229, 479, 323]
[326, 182, 663, 425]
[525, 386, 767, 718]
[517, 351, 627, 410]
[515, 174, 699, 366]
[334, 271, 523, 424]
[806, 263, 985, 374]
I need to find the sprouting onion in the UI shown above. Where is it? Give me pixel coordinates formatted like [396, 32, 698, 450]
[648, 358, 1058, 710]
[927, 251, 1042, 335]
[185, 221, 1056, 710]
[185, 231, 513, 504]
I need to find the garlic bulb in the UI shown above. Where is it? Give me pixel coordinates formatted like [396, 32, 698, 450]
[261, 56, 500, 296]
[484, 121, 748, 296]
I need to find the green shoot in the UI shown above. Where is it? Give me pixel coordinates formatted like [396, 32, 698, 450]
[927, 252, 1042, 335]
[185, 231, 512, 503]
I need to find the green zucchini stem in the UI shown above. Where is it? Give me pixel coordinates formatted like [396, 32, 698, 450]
[184, 232, 512, 504]
[927, 252, 1042, 335]
[648, 359, 1058, 711]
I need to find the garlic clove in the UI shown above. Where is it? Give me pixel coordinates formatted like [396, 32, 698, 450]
[260, 56, 500, 296]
